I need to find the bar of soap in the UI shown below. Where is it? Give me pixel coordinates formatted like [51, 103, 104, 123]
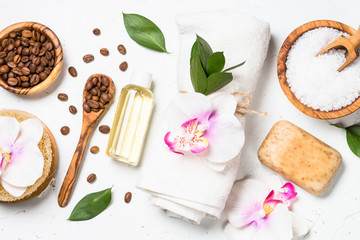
[258, 120, 342, 195]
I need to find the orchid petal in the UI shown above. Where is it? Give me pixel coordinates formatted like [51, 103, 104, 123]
[1, 145, 44, 187]
[15, 118, 43, 146]
[203, 114, 244, 164]
[225, 179, 269, 228]
[1, 179, 27, 197]
[290, 212, 311, 239]
[253, 204, 293, 240]
[208, 92, 237, 117]
[224, 222, 256, 240]
[0, 117, 20, 145]
[275, 183, 297, 207]
[164, 93, 213, 130]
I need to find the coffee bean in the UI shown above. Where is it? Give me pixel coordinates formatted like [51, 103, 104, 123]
[69, 105, 77, 114]
[30, 74, 40, 85]
[22, 29, 32, 38]
[7, 62, 17, 68]
[29, 63, 36, 73]
[87, 99, 100, 109]
[57, 93, 68, 101]
[21, 67, 30, 75]
[9, 32, 17, 39]
[39, 72, 48, 81]
[60, 126, 70, 135]
[20, 76, 29, 82]
[117, 44, 126, 55]
[99, 125, 110, 134]
[7, 43, 14, 51]
[101, 76, 109, 87]
[90, 146, 99, 154]
[119, 61, 128, 71]
[83, 103, 91, 113]
[68, 66, 77, 77]
[91, 77, 98, 85]
[21, 82, 30, 88]
[40, 35, 46, 43]
[0, 65, 10, 73]
[124, 192, 132, 203]
[93, 28, 101, 36]
[22, 48, 30, 56]
[87, 173, 96, 183]
[13, 55, 21, 64]
[83, 54, 94, 63]
[100, 93, 110, 103]
[7, 77, 18, 86]
[100, 48, 109, 56]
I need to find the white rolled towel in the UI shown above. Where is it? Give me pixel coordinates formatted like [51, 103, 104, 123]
[137, 10, 271, 224]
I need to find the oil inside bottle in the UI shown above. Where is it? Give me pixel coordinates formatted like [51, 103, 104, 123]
[106, 71, 154, 166]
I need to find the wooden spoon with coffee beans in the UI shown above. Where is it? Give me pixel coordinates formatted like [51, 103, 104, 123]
[58, 73, 115, 207]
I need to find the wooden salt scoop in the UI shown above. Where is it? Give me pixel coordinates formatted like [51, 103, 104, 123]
[58, 74, 115, 207]
[317, 25, 360, 72]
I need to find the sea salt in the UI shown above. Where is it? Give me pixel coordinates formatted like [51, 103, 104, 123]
[286, 27, 360, 111]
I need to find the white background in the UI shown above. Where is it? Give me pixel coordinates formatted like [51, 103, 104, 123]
[1, 0, 360, 239]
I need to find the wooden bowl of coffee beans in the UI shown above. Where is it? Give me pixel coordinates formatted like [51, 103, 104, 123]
[0, 22, 63, 95]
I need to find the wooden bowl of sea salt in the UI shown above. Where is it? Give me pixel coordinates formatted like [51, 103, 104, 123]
[278, 20, 359, 119]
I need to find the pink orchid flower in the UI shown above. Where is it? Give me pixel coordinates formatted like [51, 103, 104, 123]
[0, 117, 44, 197]
[224, 177, 310, 240]
[163, 92, 245, 171]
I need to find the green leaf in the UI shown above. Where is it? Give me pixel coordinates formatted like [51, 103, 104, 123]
[123, 13, 167, 53]
[346, 125, 360, 157]
[206, 52, 225, 76]
[204, 72, 233, 95]
[190, 53, 207, 93]
[223, 61, 246, 72]
[196, 35, 213, 69]
[68, 187, 112, 221]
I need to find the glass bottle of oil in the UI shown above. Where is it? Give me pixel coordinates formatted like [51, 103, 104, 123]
[106, 70, 154, 166]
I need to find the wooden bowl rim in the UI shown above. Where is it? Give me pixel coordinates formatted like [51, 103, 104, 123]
[0, 21, 63, 95]
[277, 20, 358, 119]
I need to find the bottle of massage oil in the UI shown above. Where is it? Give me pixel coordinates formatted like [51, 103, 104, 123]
[106, 70, 154, 166]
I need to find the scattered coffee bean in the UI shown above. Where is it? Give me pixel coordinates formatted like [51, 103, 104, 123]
[68, 66, 77, 77]
[69, 105, 77, 114]
[119, 61, 128, 71]
[84, 75, 113, 113]
[57, 93, 68, 101]
[60, 126, 70, 135]
[0, 28, 55, 87]
[83, 54, 94, 63]
[99, 125, 110, 134]
[117, 44, 126, 55]
[92, 28, 101, 36]
[100, 48, 109, 56]
[87, 173, 96, 183]
[90, 146, 99, 154]
[124, 192, 132, 203]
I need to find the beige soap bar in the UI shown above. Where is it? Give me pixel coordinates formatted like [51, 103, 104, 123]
[258, 120, 342, 195]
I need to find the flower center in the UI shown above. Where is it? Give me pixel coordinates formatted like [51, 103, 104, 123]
[164, 118, 209, 155]
[0, 146, 12, 171]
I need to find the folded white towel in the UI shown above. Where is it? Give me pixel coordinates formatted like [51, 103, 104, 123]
[137, 10, 271, 224]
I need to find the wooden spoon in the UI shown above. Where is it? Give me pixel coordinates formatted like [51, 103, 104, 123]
[317, 25, 360, 71]
[58, 73, 115, 207]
